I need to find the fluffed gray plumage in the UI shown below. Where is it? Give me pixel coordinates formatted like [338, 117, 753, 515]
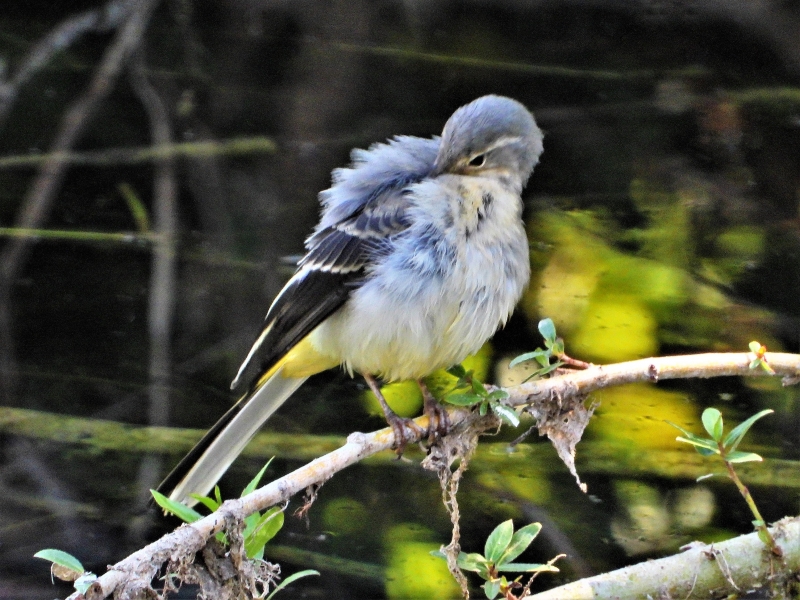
[158, 95, 544, 504]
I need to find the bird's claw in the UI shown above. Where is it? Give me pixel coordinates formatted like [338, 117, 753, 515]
[385, 412, 425, 455]
[424, 401, 450, 445]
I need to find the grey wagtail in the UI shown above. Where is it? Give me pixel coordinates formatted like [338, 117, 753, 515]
[158, 95, 543, 504]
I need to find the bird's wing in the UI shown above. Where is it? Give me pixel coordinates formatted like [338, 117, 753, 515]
[231, 137, 439, 390]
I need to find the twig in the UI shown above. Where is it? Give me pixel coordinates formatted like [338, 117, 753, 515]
[0, 0, 161, 403]
[0, 0, 133, 129]
[0, 137, 277, 170]
[128, 46, 178, 528]
[0, 0, 160, 285]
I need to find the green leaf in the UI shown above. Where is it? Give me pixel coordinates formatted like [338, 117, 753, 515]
[678, 430, 714, 446]
[748, 341, 762, 353]
[242, 458, 274, 497]
[457, 552, 490, 573]
[538, 318, 557, 343]
[479, 402, 488, 416]
[150, 489, 204, 523]
[725, 451, 764, 463]
[492, 403, 520, 428]
[471, 378, 488, 397]
[701, 408, 724, 442]
[447, 364, 468, 379]
[485, 520, 514, 563]
[675, 436, 719, 455]
[265, 569, 320, 600]
[487, 389, 509, 401]
[550, 338, 565, 356]
[509, 350, 550, 369]
[749, 358, 761, 370]
[34, 549, 84, 574]
[534, 353, 551, 368]
[244, 507, 284, 559]
[497, 522, 542, 565]
[483, 579, 501, 600]
[243, 511, 260, 538]
[665, 420, 694, 437]
[118, 183, 151, 233]
[74, 573, 97, 594]
[722, 409, 774, 452]
[522, 361, 564, 382]
[496, 562, 559, 573]
[444, 393, 481, 406]
[189, 493, 220, 513]
[214, 486, 223, 506]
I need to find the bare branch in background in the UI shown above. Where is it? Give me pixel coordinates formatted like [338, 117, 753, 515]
[0, 0, 133, 129]
[127, 46, 178, 540]
[0, 0, 160, 401]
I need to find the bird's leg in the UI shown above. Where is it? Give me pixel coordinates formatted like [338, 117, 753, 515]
[363, 373, 424, 453]
[417, 378, 450, 443]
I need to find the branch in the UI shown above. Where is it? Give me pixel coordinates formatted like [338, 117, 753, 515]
[81, 407, 473, 599]
[0, 0, 160, 284]
[69, 351, 800, 598]
[526, 516, 800, 599]
[0, 137, 277, 170]
[0, 0, 133, 129]
[506, 351, 800, 408]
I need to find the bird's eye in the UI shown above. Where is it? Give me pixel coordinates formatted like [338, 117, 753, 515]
[468, 153, 486, 168]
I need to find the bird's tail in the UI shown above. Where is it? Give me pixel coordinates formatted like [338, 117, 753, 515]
[157, 367, 307, 505]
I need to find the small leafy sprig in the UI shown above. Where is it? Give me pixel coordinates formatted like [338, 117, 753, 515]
[509, 318, 590, 381]
[34, 548, 97, 594]
[748, 340, 775, 374]
[433, 520, 560, 599]
[443, 364, 520, 427]
[151, 461, 319, 596]
[668, 407, 780, 556]
[509, 318, 564, 379]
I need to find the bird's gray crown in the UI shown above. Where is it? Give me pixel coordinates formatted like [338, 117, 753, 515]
[434, 95, 543, 187]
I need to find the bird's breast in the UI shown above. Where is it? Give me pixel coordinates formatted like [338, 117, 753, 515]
[309, 178, 530, 381]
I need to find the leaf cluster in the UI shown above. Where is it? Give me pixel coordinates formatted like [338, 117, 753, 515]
[33, 549, 96, 594]
[443, 364, 520, 427]
[668, 407, 773, 466]
[433, 520, 558, 599]
[150, 460, 318, 597]
[508, 318, 565, 380]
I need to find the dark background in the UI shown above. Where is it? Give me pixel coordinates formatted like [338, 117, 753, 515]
[1, 0, 800, 597]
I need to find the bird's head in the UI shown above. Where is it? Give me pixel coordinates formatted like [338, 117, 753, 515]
[433, 95, 543, 190]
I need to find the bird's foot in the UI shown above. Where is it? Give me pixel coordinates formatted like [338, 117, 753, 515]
[419, 379, 450, 445]
[363, 373, 425, 454]
[384, 411, 425, 455]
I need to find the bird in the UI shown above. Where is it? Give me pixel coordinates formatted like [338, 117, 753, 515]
[158, 95, 544, 505]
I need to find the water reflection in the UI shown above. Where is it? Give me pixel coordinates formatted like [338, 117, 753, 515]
[1, 0, 800, 598]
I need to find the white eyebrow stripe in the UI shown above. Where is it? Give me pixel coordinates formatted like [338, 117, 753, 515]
[483, 135, 524, 153]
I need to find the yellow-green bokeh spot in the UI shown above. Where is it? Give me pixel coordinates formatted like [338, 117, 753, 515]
[475, 458, 551, 505]
[321, 497, 370, 536]
[570, 294, 657, 363]
[383, 524, 462, 600]
[591, 383, 697, 450]
[361, 344, 492, 417]
[525, 211, 608, 334]
[524, 211, 717, 362]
